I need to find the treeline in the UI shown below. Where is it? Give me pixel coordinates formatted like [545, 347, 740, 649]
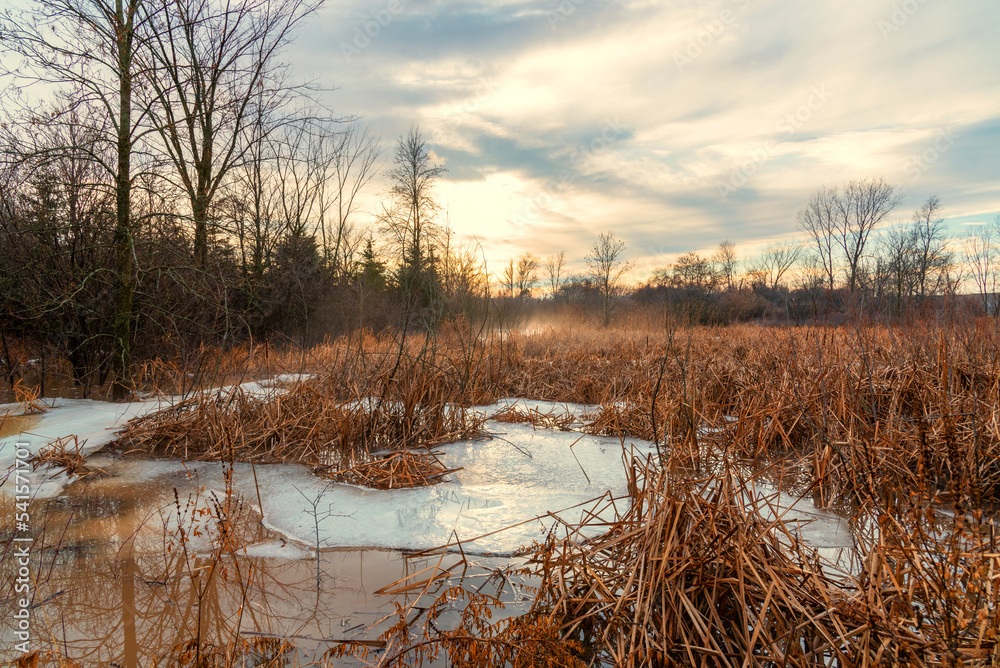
[2, 2, 999, 399]
[0, 118, 498, 395]
[0, 0, 497, 397]
[635, 180, 1000, 325]
[505, 179, 1000, 326]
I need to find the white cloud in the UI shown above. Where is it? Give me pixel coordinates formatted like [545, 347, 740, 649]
[298, 0, 1000, 278]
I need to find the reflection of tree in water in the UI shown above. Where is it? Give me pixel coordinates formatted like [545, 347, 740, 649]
[2, 471, 515, 666]
[10, 479, 348, 665]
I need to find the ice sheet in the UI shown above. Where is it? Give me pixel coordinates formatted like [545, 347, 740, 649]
[0, 379, 292, 498]
[1, 393, 855, 560]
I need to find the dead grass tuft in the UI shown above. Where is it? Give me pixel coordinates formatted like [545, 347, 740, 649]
[317, 449, 461, 489]
[114, 381, 486, 467]
[490, 404, 578, 431]
[29, 436, 106, 479]
[13, 377, 47, 414]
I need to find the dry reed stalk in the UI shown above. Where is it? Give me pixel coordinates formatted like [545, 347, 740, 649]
[490, 404, 578, 431]
[317, 449, 462, 489]
[13, 377, 47, 414]
[28, 436, 106, 479]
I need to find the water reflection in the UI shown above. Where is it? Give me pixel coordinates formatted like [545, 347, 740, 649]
[0, 412, 42, 439]
[0, 478, 517, 666]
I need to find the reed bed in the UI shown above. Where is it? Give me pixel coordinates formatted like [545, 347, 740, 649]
[114, 319, 1000, 506]
[114, 381, 485, 466]
[524, 457, 999, 667]
[317, 449, 461, 489]
[14, 317, 1000, 665]
[334, 455, 998, 667]
[488, 320, 1000, 509]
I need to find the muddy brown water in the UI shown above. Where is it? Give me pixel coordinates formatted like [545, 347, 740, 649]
[0, 412, 42, 440]
[0, 471, 527, 666]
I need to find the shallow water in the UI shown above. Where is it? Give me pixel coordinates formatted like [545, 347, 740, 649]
[0, 473, 524, 665]
[0, 411, 42, 440]
[0, 396, 857, 665]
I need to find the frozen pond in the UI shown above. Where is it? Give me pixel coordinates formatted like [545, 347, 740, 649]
[0, 392, 855, 664]
[1, 396, 852, 557]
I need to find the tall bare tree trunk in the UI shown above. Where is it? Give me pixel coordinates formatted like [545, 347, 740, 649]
[144, 0, 324, 270]
[192, 189, 209, 267]
[112, 0, 138, 400]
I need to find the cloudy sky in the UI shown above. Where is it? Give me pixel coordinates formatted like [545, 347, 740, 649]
[289, 0, 1000, 279]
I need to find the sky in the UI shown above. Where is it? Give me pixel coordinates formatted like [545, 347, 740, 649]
[291, 0, 999, 279]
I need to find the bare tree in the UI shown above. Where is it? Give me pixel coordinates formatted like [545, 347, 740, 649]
[438, 225, 486, 304]
[544, 251, 565, 297]
[797, 186, 838, 291]
[227, 114, 378, 286]
[659, 251, 721, 291]
[909, 195, 951, 300]
[220, 107, 338, 336]
[381, 125, 446, 305]
[221, 99, 285, 287]
[586, 231, 632, 326]
[835, 178, 901, 292]
[273, 120, 328, 239]
[1, 0, 154, 398]
[872, 197, 952, 315]
[797, 179, 901, 293]
[962, 216, 999, 315]
[142, 0, 323, 267]
[500, 259, 516, 298]
[321, 123, 381, 280]
[515, 252, 538, 298]
[878, 223, 917, 315]
[746, 242, 803, 290]
[941, 258, 965, 301]
[712, 240, 738, 291]
[794, 254, 827, 319]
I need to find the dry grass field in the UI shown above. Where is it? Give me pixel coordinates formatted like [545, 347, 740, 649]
[7, 316, 1000, 666]
[121, 316, 1000, 508]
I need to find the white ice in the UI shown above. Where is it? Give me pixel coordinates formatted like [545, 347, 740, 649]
[0, 392, 854, 559]
[0, 378, 300, 498]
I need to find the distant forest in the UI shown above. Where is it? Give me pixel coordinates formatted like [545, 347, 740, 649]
[1, 0, 998, 398]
